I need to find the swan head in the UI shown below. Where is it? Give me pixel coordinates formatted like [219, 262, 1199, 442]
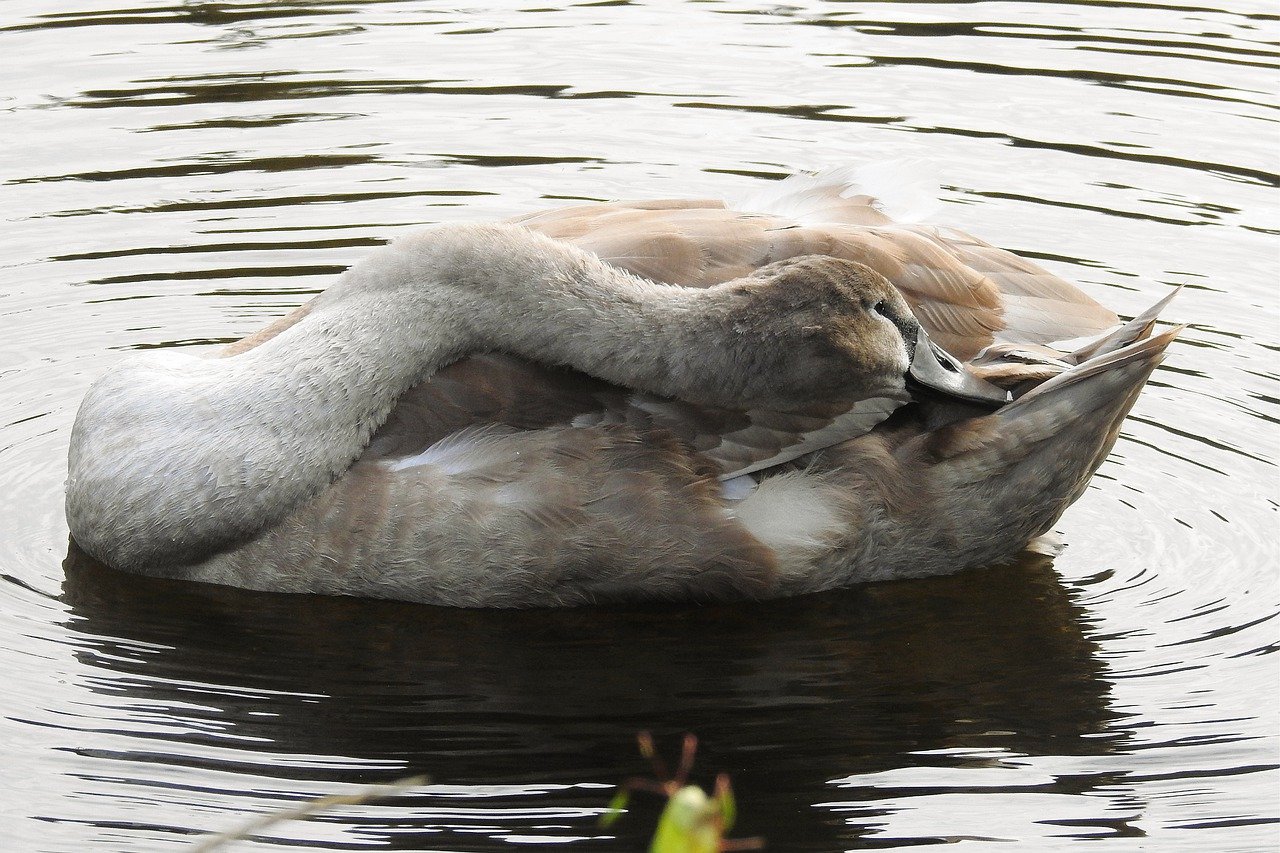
[722, 255, 1003, 408]
[715, 255, 916, 408]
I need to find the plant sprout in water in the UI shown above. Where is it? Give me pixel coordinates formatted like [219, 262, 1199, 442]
[603, 732, 764, 853]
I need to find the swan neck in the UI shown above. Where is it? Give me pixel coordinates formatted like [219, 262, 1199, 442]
[66, 222, 730, 572]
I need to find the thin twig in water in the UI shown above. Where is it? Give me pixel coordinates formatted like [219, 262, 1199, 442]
[191, 774, 428, 852]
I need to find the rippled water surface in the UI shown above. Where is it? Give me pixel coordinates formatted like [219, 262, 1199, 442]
[2, 1, 1277, 850]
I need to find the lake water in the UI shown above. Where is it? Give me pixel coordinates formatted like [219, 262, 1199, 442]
[1, 1, 1277, 850]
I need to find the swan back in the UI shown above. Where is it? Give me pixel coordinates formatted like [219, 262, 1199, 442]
[510, 188, 1119, 360]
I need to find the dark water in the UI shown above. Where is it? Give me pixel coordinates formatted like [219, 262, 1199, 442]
[1, 1, 1277, 850]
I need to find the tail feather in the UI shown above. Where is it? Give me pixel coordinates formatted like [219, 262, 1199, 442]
[915, 326, 1179, 558]
[1060, 286, 1182, 363]
[968, 287, 1180, 389]
[1015, 324, 1181, 410]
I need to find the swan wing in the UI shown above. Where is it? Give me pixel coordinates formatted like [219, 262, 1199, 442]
[578, 392, 910, 479]
[916, 225, 1119, 351]
[514, 185, 1119, 361]
[362, 353, 907, 480]
[362, 353, 616, 460]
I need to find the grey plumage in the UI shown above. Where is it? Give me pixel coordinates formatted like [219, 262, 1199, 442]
[65, 171, 1178, 606]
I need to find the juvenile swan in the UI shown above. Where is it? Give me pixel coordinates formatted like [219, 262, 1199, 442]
[66, 170, 1178, 606]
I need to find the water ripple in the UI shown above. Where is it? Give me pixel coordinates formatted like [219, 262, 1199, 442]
[1, 0, 1276, 850]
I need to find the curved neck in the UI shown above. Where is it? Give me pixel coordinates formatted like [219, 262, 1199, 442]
[66, 223, 744, 570]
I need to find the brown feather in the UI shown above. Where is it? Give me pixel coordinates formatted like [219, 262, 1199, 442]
[510, 199, 1116, 361]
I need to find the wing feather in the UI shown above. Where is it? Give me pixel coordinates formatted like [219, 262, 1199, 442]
[512, 187, 1120, 360]
[365, 353, 908, 482]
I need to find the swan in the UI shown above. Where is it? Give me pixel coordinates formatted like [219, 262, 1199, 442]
[65, 168, 1178, 606]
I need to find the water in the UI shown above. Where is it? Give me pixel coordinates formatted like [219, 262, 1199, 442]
[1, 1, 1277, 850]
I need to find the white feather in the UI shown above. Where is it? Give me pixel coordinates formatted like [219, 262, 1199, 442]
[384, 426, 518, 474]
[727, 472, 844, 565]
[732, 161, 941, 225]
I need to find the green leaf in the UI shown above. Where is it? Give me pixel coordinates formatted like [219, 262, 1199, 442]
[600, 788, 631, 828]
[718, 783, 736, 833]
[650, 786, 720, 853]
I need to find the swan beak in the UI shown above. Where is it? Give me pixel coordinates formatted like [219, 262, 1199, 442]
[909, 328, 1012, 405]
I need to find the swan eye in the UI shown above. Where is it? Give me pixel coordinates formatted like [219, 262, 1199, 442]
[872, 300, 890, 317]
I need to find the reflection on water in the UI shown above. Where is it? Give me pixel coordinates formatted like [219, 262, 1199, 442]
[1, 0, 1276, 850]
[59, 548, 1114, 848]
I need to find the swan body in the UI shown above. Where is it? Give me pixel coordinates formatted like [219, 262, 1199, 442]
[66, 169, 1178, 606]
